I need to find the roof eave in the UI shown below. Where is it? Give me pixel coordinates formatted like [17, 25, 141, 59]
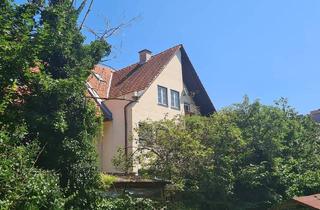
[180, 46, 216, 116]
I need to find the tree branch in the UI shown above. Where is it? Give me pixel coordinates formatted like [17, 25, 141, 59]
[79, 0, 93, 30]
[83, 15, 140, 40]
[33, 142, 47, 166]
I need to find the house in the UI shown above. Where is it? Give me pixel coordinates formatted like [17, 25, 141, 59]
[311, 109, 320, 123]
[87, 44, 216, 173]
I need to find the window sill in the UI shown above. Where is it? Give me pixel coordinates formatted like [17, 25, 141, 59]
[158, 103, 168, 107]
[171, 106, 181, 111]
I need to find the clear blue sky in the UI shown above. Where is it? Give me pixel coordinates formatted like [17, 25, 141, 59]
[22, 0, 320, 113]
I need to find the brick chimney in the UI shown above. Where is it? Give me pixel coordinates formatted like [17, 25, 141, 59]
[139, 49, 152, 64]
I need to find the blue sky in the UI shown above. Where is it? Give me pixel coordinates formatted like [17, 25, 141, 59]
[22, 0, 320, 113]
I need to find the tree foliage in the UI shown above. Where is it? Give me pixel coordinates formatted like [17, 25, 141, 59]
[0, 131, 65, 210]
[131, 97, 320, 210]
[0, 0, 110, 209]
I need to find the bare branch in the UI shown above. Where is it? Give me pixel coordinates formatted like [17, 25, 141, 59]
[83, 25, 99, 38]
[83, 15, 141, 40]
[33, 142, 48, 166]
[79, 0, 93, 30]
[71, 0, 76, 8]
[77, 0, 87, 13]
[102, 16, 140, 39]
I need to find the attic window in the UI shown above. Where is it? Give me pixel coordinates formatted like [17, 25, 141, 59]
[170, 90, 180, 110]
[157, 85, 168, 106]
[93, 72, 104, 81]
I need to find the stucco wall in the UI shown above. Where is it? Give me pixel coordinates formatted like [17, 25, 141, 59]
[99, 98, 135, 173]
[131, 50, 198, 127]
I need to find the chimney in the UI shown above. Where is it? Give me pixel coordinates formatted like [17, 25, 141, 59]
[139, 49, 152, 64]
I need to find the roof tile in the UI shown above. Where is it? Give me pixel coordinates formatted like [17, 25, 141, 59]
[87, 65, 114, 99]
[109, 44, 181, 98]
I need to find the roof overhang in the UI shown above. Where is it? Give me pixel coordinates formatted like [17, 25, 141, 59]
[86, 82, 113, 121]
[180, 46, 216, 116]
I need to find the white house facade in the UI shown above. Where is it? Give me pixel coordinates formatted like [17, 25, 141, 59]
[87, 44, 215, 173]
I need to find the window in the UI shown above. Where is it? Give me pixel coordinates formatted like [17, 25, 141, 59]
[170, 90, 180, 109]
[93, 72, 103, 81]
[184, 103, 191, 114]
[157, 85, 168, 106]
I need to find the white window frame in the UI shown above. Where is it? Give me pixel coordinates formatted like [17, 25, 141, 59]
[157, 85, 168, 106]
[170, 89, 180, 110]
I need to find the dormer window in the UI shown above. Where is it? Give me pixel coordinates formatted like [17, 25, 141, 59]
[157, 85, 168, 106]
[93, 72, 103, 81]
[170, 90, 180, 110]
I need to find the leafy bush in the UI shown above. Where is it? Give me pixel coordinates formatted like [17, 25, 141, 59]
[100, 174, 117, 190]
[97, 195, 157, 210]
[0, 131, 65, 210]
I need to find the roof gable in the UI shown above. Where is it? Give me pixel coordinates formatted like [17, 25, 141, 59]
[180, 47, 216, 115]
[87, 44, 216, 118]
[109, 45, 181, 98]
[87, 65, 114, 99]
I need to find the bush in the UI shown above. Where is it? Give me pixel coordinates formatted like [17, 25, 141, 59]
[100, 174, 117, 190]
[0, 132, 65, 210]
[97, 195, 157, 210]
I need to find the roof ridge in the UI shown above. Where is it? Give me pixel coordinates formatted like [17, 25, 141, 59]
[108, 44, 183, 98]
[150, 44, 182, 58]
[95, 64, 116, 72]
[115, 44, 182, 72]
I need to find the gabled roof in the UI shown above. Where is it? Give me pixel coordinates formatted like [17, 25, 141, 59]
[180, 47, 216, 115]
[87, 65, 114, 99]
[109, 45, 181, 98]
[87, 44, 216, 118]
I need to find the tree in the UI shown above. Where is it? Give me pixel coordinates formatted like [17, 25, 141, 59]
[0, 0, 110, 209]
[231, 97, 320, 209]
[128, 97, 320, 210]
[1, 1, 65, 209]
[0, 131, 65, 209]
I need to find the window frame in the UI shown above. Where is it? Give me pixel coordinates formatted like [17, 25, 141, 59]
[184, 102, 191, 113]
[170, 89, 180, 110]
[157, 85, 168, 106]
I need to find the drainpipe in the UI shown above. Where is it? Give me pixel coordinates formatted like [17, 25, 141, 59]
[85, 93, 138, 169]
[124, 100, 136, 159]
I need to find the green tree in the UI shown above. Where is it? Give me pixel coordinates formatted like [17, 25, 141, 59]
[231, 97, 320, 209]
[1, 1, 64, 209]
[0, 131, 65, 210]
[130, 97, 320, 210]
[0, 0, 110, 209]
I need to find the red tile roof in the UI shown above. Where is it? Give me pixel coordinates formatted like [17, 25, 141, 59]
[86, 44, 216, 116]
[87, 65, 114, 99]
[293, 194, 320, 209]
[87, 44, 181, 99]
[109, 44, 181, 98]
